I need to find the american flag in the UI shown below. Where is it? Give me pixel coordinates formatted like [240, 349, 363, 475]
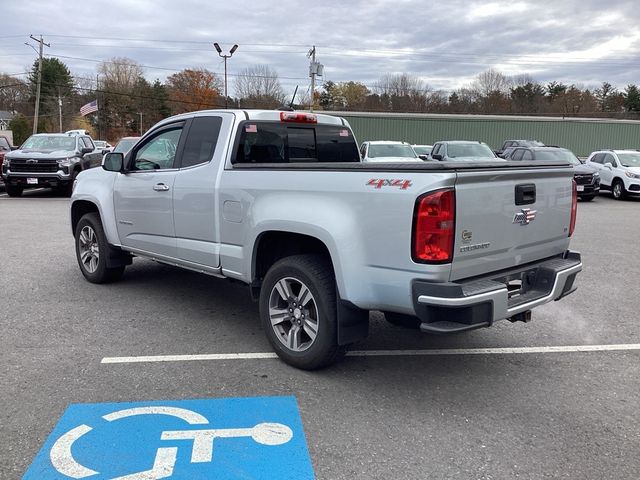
[80, 100, 98, 116]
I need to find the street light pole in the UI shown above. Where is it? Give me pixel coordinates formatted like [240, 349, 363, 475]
[214, 43, 238, 109]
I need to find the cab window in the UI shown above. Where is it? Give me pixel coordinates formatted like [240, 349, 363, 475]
[180, 116, 222, 168]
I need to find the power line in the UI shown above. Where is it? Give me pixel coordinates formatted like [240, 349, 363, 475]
[48, 54, 310, 81]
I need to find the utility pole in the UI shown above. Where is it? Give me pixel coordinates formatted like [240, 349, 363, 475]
[307, 46, 323, 112]
[30, 34, 50, 135]
[58, 90, 63, 132]
[214, 43, 238, 109]
[96, 74, 100, 140]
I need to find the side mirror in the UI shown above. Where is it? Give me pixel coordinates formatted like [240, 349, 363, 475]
[80, 146, 93, 155]
[418, 154, 429, 160]
[103, 152, 124, 172]
[604, 162, 613, 169]
[431, 153, 443, 161]
[101, 149, 110, 155]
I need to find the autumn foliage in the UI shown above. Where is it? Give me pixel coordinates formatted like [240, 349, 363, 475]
[166, 69, 223, 114]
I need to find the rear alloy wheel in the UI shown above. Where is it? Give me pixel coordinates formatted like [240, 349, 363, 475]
[5, 184, 23, 197]
[259, 254, 344, 369]
[612, 180, 626, 200]
[75, 212, 125, 283]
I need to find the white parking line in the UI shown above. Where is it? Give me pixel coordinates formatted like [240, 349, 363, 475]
[101, 343, 640, 364]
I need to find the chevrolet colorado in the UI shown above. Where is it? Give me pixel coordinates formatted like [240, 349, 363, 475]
[70, 110, 582, 369]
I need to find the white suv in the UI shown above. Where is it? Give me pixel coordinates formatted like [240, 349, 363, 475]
[359, 141, 422, 162]
[586, 150, 640, 200]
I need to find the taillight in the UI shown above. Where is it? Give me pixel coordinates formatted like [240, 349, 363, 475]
[569, 179, 577, 237]
[280, 112, 317, 123]
[412, 189, 455, 263]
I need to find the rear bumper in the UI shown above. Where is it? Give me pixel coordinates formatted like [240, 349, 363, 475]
[412, 251, 582, 333]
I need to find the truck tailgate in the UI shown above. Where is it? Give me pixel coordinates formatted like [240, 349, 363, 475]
[451, 167, 573, 281]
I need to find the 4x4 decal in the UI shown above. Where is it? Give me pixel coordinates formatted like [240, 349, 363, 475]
[367, 179, 413, 190]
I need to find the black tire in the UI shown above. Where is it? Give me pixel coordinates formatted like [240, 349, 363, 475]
[579, 194, 595, 202]
[612, 179, 627, 200]
[6, 184, 23, 197]
[259, 254, 345, 369]
[63, 170, 79, 197]
[74, 212, 125, 284]
[384, 312, 422, 329]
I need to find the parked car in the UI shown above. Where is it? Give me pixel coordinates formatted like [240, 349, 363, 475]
[1, 132, 103, 197]
[70, 109, 581, 369]
[507, 146, 600, 201]
[93, 140, 113, 154]
[430, 141, 499, 162]
[0, 135, 13, 190]
[495, 139, 545, 158]
[411, 144, 433, 160]
[586, 150, 640, 200]
[111, 136, 141, 155]
[360, 141, 423, 162]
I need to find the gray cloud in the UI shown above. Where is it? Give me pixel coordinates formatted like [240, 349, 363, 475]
[1, 0, 639, 98]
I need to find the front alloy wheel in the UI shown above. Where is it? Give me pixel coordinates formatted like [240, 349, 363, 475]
[78, 225, 100, 273]
[612, 181, 625, 200]
[75, 212, 126, 283]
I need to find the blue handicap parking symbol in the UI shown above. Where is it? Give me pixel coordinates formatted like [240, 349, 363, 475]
[24, 396, 315, 479]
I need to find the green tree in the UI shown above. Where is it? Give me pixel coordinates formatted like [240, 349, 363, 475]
[510, 82, 545, 114]
[594, 82, 617, 112]
[623, 84, 640, 112]
[28, 58, 74, 130]
[8, 114, 30, 145]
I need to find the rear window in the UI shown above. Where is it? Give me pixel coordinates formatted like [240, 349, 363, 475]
[234, 122, 359, 164]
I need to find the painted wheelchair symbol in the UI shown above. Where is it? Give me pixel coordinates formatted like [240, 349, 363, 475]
[50, 406, 294, 479]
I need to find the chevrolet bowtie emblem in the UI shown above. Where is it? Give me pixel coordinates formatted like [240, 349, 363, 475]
[513, 208, 536, 225]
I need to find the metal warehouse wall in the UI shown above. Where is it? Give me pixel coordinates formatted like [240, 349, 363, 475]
[332, 112, 640, 157]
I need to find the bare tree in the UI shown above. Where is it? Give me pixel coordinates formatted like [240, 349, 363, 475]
[373, 73, 430, 112]
[235, 65, 286, 108]
[0, 74, 29, 113]
[472, 69, 512, 97]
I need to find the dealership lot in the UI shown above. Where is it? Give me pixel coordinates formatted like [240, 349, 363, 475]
[1, 190, 639, 479]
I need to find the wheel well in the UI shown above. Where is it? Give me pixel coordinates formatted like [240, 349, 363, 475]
[71, 201, 100, 235]
[253, 231, 332, 284]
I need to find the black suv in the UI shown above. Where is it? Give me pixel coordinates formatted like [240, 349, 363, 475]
[1, 133, 103, 197]
[507, 146, 600, 201]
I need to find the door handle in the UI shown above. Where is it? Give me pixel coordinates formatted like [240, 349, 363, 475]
[153, 183, 170, 191]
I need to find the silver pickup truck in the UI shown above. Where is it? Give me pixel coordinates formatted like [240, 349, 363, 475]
[70, 110, 582, 369]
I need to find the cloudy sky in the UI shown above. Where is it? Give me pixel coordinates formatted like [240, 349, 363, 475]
[2, 0, 639, 99]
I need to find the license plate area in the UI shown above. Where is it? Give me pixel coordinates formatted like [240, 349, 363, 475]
[27, 178, 38, 185]
[577, 185, 584, 192]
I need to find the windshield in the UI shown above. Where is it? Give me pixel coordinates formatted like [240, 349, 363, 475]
[113, 138, 139, 154]
[447, 143, 495, 159]
[21, 135, 76, 151]
[616, 153, 640, 167]
[94, 141, 106, 148]
[368, 144, 417, 158]
[413, 146, 432, 155]
[535, 149, 581, 165]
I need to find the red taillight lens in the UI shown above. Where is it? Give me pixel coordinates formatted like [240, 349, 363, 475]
[279, 112, 317, 123]
[569, 179, 577, 237]
[412, 189, 455, 263]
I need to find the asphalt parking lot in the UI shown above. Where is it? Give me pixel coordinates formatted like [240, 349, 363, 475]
[1, 188, 639, 479]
